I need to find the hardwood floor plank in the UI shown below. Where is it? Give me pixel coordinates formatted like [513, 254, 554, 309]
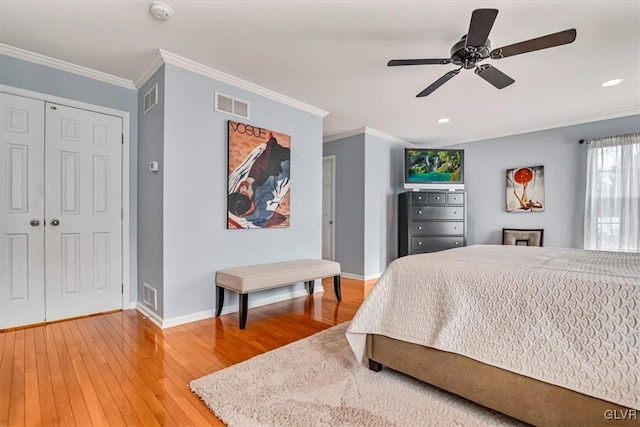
[87, 313, 191, 426]
[8, 329, 25, 426]
[23, 328, 42, 426]
[1, 277, 366, 426]
[0, 331, 16, 425]
[33, 328, 57, 426]
[70, 319, 137, 427]
[75, 316, 164, 427]
[43, 323, 76, 426]
[0, 330, 6, 365]
[49, 323, 93, 427]
[96, 314, 216, 426]
[58, 322, 114, 427]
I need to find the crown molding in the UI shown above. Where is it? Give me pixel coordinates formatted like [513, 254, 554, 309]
[0, 43, 136, 91]
[154, 49, 329, 118]
[134, 51, 164, 89]
[323, 127, 368, 143]
[462, 104, 640, 146]
[557, 104, 640, 129]
[323, 127, 417, 147]
[364, 127, 417, 147]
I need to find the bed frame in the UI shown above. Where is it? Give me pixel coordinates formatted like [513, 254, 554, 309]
[367, 334, 638, 427]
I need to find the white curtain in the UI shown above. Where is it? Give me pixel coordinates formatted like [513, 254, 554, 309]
[584, 133, 640, 252]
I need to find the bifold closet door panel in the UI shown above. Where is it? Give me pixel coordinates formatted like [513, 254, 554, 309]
[0, 93, 46, 329]
[44, 102, 123, 321]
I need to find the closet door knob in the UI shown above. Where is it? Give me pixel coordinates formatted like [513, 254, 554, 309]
[30, 219, 40, 227]
[50, 219, 60, 226]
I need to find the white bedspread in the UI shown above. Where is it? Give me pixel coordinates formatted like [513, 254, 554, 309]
[346, 245, 640, 409]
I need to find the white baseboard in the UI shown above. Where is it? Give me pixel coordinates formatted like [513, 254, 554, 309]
[342, 272, 382, 281]
[135, 302, 163, 329]
[128, 301, 137, 310]
[162, 308, 216, 329]
[159, 285, 324, 329]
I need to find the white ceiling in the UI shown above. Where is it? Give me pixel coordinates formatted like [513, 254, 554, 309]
[1, 0, 639, 146]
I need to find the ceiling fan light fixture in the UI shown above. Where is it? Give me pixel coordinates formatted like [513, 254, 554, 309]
[601, 79, 622, 87]
[438, 118, 451, 124]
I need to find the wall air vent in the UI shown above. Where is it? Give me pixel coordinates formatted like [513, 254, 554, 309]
[144, 84, 158, 113]
[215, 92, 249, 119]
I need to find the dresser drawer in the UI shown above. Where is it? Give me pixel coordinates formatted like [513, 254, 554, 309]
[411, 206, 464, 220]
[410, 221, 464, 235]
[411, 192, 429, 205]
[411, 236, 464, 252]
[447, 193, 464, 205]
[428, 193, 446, 205]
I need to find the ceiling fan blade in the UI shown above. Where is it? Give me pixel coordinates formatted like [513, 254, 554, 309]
[490, 29, 577, 59]
[465, 9, 498, 47]
[388, 59, 451, 66]
[475, 65, 515, 89]
[416, 69, 460, 97]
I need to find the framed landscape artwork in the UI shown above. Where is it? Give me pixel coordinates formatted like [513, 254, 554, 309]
[506, 166, 545, 212]
[227, 121, 291, 229]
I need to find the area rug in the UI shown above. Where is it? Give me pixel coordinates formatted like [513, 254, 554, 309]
[190, 323, 524, 426]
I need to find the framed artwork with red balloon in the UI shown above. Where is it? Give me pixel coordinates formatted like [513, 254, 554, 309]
[506, 165, 544, 212]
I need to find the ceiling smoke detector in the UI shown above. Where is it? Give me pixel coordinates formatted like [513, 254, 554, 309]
[150, 2, 173, 21]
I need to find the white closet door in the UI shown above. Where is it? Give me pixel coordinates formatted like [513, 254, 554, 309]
[322, 156, 335, 260]
[0, 93, 46, 329]
[44, 103, 123, 321]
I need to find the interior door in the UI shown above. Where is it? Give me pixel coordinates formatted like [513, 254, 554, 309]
[44, 102, 123, 321]
[322, 156, 335, 260]
[0, 93, 46, 329]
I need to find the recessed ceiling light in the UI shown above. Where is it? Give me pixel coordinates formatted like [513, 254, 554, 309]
[438, 118, 450, 124]
[601, 79, 622, 87]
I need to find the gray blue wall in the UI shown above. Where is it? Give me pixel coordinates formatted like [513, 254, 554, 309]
[324, 115, 640, 279]
[0, 54, 138, 304]
[137, 66, 165, 315]
[162, 64, 323, 320]
[323, 135, 365, 276]
[364, 134, 405, 277]
[322, 133, 405, 277]
[450, 114, 640, 248]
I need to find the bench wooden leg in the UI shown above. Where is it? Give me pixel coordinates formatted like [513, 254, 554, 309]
[239, 293, 248, 329]
[215, 285, 224, 317]
[368, 359, 383, 372]
[305, 280, 314, 295]
[333, 275, 342, 302]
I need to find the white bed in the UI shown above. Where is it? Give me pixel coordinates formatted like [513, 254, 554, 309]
[346, 245, 639, 424]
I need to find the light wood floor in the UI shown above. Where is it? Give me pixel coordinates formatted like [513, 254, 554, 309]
[0, 278, 369, 426]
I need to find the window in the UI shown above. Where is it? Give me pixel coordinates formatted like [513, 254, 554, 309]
[584, 133, 640, 252]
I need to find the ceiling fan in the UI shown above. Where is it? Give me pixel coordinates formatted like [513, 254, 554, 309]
[388, 9, 577, 97]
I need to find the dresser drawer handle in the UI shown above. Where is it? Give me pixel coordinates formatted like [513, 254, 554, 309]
[455, 241, 459, 245]
[418, 210, 422, 214]
[418, 242, 422, 245]
[418, 226, 422, 230]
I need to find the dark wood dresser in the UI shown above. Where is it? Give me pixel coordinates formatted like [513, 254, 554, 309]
[398, 191, 467, 256]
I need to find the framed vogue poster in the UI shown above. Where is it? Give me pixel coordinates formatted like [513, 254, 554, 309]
[227, 121, 291, 229]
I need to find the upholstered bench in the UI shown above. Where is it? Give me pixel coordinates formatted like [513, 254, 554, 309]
[215, 259, 342, 329]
